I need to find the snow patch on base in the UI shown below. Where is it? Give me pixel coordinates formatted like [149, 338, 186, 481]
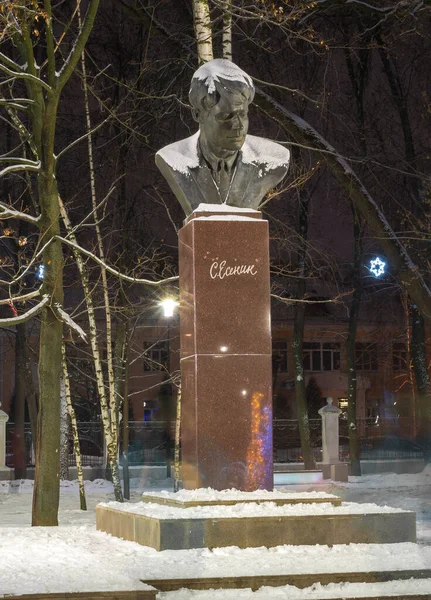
[100, 499, 408, 520]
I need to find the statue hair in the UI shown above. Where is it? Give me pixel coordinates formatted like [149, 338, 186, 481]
[189, 76, 255, 113]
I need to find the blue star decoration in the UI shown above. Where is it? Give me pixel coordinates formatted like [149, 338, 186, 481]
[369, 257, 386, 277]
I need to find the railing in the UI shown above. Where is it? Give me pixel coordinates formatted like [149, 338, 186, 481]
[273, 417, 422, 462]
[5, 420, 175, 468]
[6, 417, 421, 468]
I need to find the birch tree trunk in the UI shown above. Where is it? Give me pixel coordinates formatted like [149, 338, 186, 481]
[59, 376, 69, 481]
[77, 4, 122, 495]
[58, 197, 123, 502]
[221, 0, 232, 60]
[62, 344, 87, 511]
[192, 0, 214, 63]
[173, 386, 182, 492]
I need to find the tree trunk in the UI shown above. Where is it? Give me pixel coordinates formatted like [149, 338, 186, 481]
[221, 0, 232, 60]
[411, 305, 431, 460]
[346, 214, 362, 476]
[13, 323, 27, 479]
[59, 376, 69, 481]
[192, 0, 213, 64]
[32, 175, 64, 526]
[23, 363, 38, 461]
[174, 385, 182, 492]
[254, 90, 431, 322]
[62, 344, 87, 511]
[293, 187, 316, 471]
[378, 48, 431, 457]
[59, 197, 123, 502]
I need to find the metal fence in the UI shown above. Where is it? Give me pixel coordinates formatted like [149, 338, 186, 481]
[5, 420, 175, 468]
[6, 417, 421, 468]
[273, 417, 422, 462]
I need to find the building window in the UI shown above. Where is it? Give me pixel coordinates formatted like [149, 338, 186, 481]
[143, 340, 169, 372]
[272, 340, 288, 373]
[393, 342, 408, 372]
[303, 342, 340, 371]
[355, 342, 378, 371]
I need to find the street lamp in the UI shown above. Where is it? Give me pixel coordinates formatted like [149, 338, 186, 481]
[158, 298, 178, 483]
[158, 298, 179, 318]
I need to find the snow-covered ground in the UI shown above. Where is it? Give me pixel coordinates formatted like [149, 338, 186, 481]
[0, 467, 430, 598]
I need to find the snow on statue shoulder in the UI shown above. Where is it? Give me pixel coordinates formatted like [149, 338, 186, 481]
[155, 59, 290, 216]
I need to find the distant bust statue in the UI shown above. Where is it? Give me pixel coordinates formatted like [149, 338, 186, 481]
[155, 59, 290, 216]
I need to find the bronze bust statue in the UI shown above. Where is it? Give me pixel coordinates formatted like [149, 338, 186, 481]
[156, 59, 290, 216]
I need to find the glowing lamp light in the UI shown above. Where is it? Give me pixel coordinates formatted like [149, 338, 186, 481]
[369, 257, 385, 277]
[36, 264, 45, 280]
[159, 298, 178, 318]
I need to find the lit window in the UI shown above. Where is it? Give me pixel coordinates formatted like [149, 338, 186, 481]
[339, 398, 349, 409]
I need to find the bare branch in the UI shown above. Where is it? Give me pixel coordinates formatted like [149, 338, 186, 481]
[271, 290, 352, 305]
[57, 0, 101, 91]
[0, 160, 40, 178]
[56, 117, 110, 160]
[0, 295, 50, 326]
[0, 288, 41, 305]
[54, 304, 87, 342]
[0, 201, 41, 224]
[0, 64, 52, 93]
[0, 52, 23, 72]
[0, 99, 32, 111]
[255, 88, 431, 321]
[56, 236, 178, 286]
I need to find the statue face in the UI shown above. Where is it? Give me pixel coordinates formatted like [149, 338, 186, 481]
[198, 91, 249, 156]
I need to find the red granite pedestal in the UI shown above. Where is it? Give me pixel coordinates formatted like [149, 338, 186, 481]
[178, 206, 272, 491]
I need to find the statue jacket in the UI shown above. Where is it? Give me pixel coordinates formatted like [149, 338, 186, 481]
[155, 132, 290, 216]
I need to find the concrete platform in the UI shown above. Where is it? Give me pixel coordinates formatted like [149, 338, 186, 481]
[96, 503, 416, 551]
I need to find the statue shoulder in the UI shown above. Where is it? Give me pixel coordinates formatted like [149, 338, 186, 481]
[242, 135, 290, 173]
[156, 131, 200, 176]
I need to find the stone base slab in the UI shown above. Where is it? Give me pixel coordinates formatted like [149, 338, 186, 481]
[2, 592, 156, 600]
[144, 569, 431, 592]
[0, 466, 12, 480]
[96, 505, 416, 551]
[322, 463, 349, 482]
[141, 492, 341, 508]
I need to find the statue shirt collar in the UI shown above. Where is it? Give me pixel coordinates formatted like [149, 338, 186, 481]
[198, 135, 239, 175]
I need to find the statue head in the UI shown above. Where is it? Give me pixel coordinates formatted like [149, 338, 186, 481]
[189, 59, 255, 158]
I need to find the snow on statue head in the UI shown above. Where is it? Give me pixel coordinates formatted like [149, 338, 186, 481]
[156, 59, 290, 216]
[189, 59, 255, 113]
